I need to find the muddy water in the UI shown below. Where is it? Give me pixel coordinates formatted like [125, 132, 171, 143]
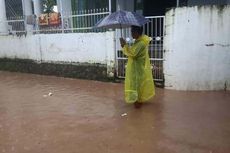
[0, 71, 229, 153]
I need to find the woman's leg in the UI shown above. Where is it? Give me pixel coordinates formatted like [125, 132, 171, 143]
[134, 101, 142, 108]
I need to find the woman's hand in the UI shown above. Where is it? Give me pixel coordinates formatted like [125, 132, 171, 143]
[120, 38, 126, 48]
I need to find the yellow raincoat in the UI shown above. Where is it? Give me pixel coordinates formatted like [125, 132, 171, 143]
[122, 35, 155, 103]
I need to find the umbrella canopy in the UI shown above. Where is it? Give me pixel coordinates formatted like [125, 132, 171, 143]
[94, 10, 149, 29]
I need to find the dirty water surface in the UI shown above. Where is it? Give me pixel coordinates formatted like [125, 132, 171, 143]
[0, 71, 229, 153]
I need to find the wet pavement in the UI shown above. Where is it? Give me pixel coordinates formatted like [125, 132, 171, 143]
[0, 71, 229, 153]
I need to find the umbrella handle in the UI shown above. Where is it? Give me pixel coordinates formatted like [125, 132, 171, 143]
[120, 24, 123, 37]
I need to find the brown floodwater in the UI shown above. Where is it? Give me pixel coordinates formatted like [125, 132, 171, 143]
[0, 71, 229, 153]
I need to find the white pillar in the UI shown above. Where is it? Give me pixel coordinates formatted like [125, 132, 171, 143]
[33, 0, 42, 32]
[57, 0, 61, 12]
[109, 0, 112, 13]
[22, 0, 33, 33]
[0, 0, 8, 34]
[33, 0, 42, 17]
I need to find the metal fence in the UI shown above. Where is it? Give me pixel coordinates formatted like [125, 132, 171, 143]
[67, 8, 110, 33]
[1, 11, 165, 84]
[115, 16, 165, 84]
[0, 8, 110, 35]
[0, 16, 25, 36]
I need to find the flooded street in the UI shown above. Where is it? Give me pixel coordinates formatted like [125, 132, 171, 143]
[0, 71, 229, 153]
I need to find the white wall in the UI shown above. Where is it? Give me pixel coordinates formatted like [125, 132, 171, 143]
[0, 32, 115, 76]
[0, 35, 40, 60]
[164, 5, 230, 90]
[188, 0, 230, 6]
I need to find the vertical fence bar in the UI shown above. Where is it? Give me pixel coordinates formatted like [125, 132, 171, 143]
[159, 17, 162, 68]
[80, 10, 83, 32]
[90, 9, 93, 32]
[87, 9, 90, 32]
[109, 0, 112, 14]
[149, 18, 152, 59]
[77, 10, 79, 32]
[83, 9, 86, 32]
[155, 18, 158, 79]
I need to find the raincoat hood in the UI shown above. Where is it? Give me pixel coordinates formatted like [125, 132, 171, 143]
[137, 35, 151, 46]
